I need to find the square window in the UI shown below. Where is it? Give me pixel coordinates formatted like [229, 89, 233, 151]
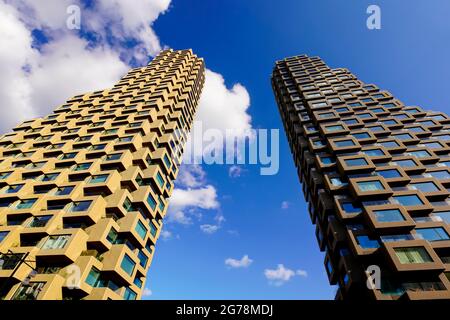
[395, 247, 433, 264]
[74, 163, 92, 171]
[345, 158, 368, 167]
[380, 141, 399, 148]
[396, 160, 416, 168]
[374, 209, 405, 222]
[434, 211, 450, 223]
[334, 140, 355, 148]
[356, 235, 380, 249]
[393, 195, 423, 206]
[377, 169, 401, 179]
[411, 182, 439, 193]
[416, 227, 450, 242]
[0, 231, 9, 243]
[429, 171, 450, 180]
[409, 150, 431, 158]
[340, 202, 361, 214]
[364, 149, 384, 157]
[69, 201, 92, 212]
[28, 215, 52, 228]
[89, 175, 109, 184]
[326, 125, 344, 132]
[135, 220, 147, 240]
[16, 198, 37, 210]
[120, 254, 136, 276]
[41, 235, 70, 250]
[55, 186, 74, 196]
[357, 181, 384, 192]
[320, 157, 334, 165]
[106, 153, 122, 161]
[147, 194, 157, 210]
[3, 184, 24, 194]
[353, 133, 371, 139]
[393, 134, 413, 140]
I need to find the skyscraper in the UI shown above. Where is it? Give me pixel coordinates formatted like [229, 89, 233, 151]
[0, 49, 205, 300]
[272, 54, 450, 300]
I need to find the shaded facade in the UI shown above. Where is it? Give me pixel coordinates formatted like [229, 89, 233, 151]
[0, 49, 205, 300]
[272, 54, 450, 300]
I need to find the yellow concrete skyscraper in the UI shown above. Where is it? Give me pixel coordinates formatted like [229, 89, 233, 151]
[0, 49, 205, 300]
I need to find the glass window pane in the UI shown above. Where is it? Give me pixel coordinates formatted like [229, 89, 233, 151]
[120, 254, 136, 276]
[395, 247, 432, 264]
[374, 209, 405, 222]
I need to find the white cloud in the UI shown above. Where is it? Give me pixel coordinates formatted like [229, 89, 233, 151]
[169, 186, 219, 211]
[183, 69, 252, 162]
[142, 288, 152, 297]
[160, 229, 172, 240]
[200, 224, 220, 234]
[281, 201, 290, 210]
[225, 255, 253, 268]
[177, 164, 206, 188]
[0, 0, 170, 131]
[264, 264, 307, 286]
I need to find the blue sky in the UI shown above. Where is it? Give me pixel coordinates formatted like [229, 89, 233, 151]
[2, 0, 450, 300]
[147, 0, 450, 300]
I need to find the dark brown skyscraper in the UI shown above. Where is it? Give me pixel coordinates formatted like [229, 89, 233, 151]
[272, 54, 450, 300]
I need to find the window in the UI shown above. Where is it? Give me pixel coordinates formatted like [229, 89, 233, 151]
[118, 136, 133, 142]
[423, 142, 442, 149]
[353, 133, 371, 139]
[41, 235, 70, 250]
[163, 155, 172, 168]
[16, 198, 37, 209]
[90, 144, 106, 151]
[340, 202, 361, 214]
[120, 254, 136, 276]
[395, 247, 432, 264]
[356, 235, 380, 249]
[138, 250, 148, 268]
[434, 211, 450, 223]
[393, 195, 423, 206]
[60, 152, 77, 160]
[334, 140, 355, 147]
[0, 253, 24, 270]
[3, 184, 24, 194]
[124, 287, 137, 300]
[374, 209, 405, 222]
[416, 228, 450, 242]
[41, 173, 59, 182]
[74, 162, 92, 171]
[428, 171, 450, 180]
[12, 282, 45, 300]
[381, 234, 414, 242]
[411, 182, 439, 193]
[55, 186, 74, 196]
[396, 160, 416, 168]
[106, 228, 119, 245]
[89, 174, 109, 184]
[326, 125, 344, 132]
[320, 157, 334, 165]
[393, 134, 413, 140]
[149, 221, 158, 237]
[106, 153, 122, 161]
[134, 277, 143, 288]
[123, 197, 135, 212]
[155, 172, 164, 188]
[69, 201, 92, 212]
[28, 215, 52, 228]
[86, 267, 101, 287]
[147, 194, 157, 210]
[377, 169, 401, 179]
[380, 141, 399, 148]
[0, 231, 9, 243]
[357, 181, 384, 192]
[330, 177, 346, 187]
[345, 158, 368, 167]
[409, 150, 431, 158]
[135, 220, 147, 240]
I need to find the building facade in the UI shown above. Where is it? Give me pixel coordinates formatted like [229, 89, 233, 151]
[0, 49, 205, 300]
[272, 54, 450, 300]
